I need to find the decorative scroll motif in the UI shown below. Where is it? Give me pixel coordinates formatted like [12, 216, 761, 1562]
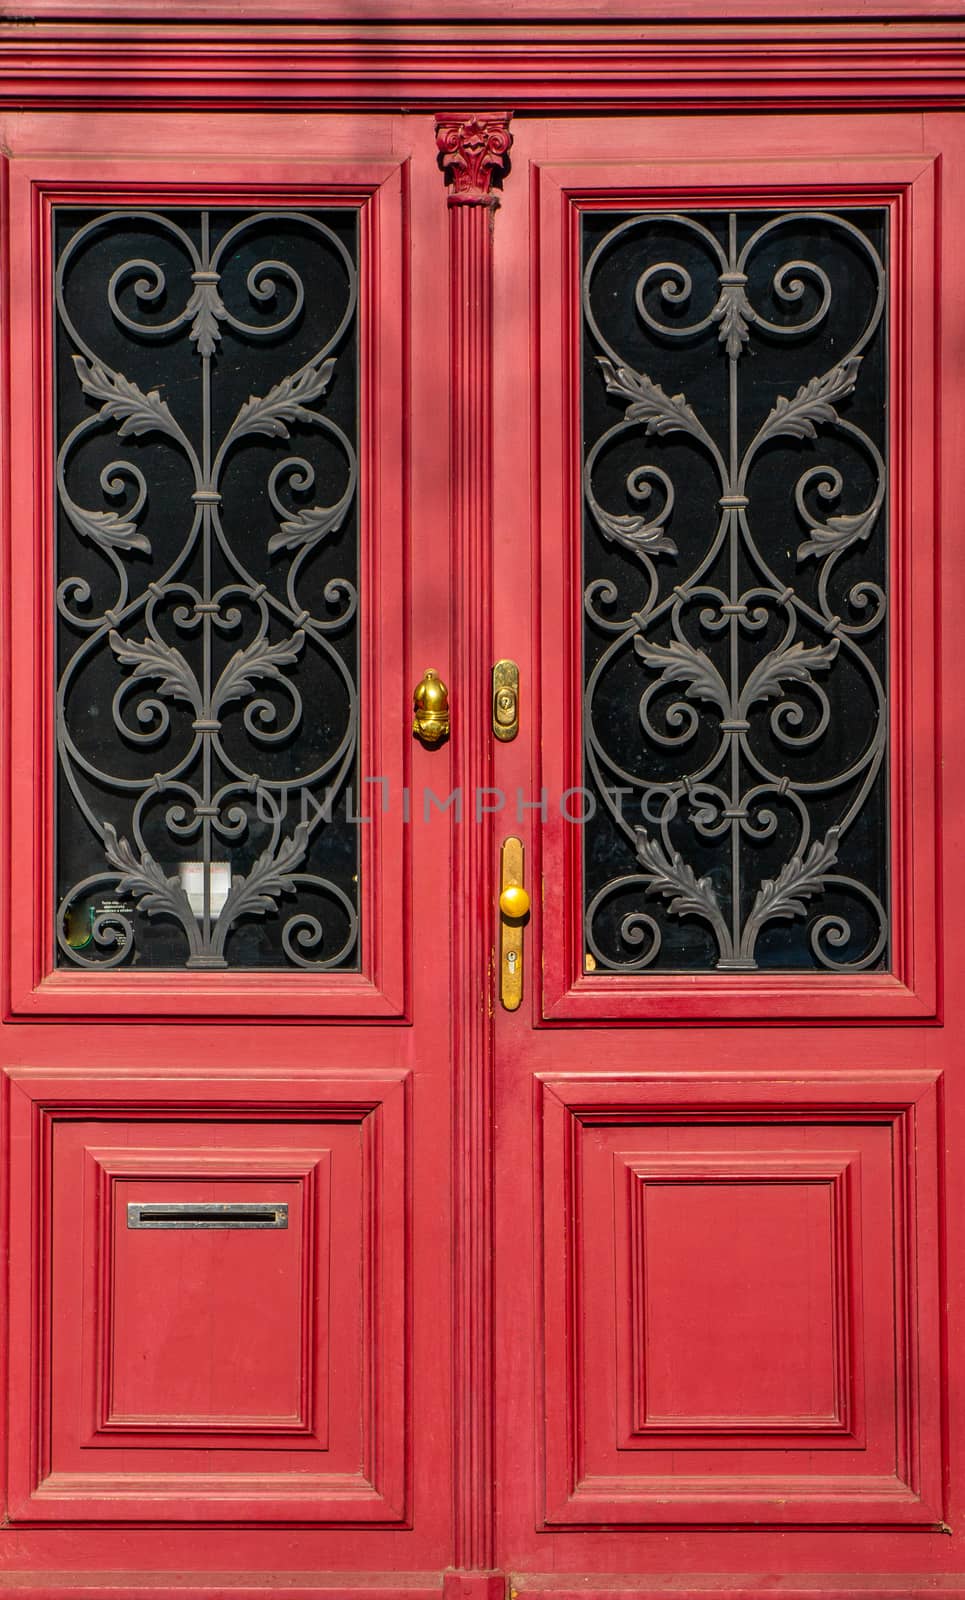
[582, 209, 888, 973]
[54, 208, 360, 970]
[435, 113, 513, 204]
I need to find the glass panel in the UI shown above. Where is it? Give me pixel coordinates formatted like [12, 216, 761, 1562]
[54, 207, 360, 970]
[582, 209, 888, 974]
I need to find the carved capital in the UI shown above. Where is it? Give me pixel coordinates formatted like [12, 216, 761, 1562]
[435, 112, 513, 205]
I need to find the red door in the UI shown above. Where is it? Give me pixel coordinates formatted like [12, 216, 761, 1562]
[0, 18, 961, 1600]
[490, 107, 949, 1591]
[0, 110, 457, 1583]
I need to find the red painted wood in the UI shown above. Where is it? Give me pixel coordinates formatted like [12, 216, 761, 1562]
[538, 1073, 941, 1526]
[8, 1070, 410, 1522]
[0, 103, 455, 1585]
[3, 25, 965, 113]
[493, 101, 963, 1587]
[7, 1, 965, 19]
[0, 17, 963, 1600]
[441, 111, 512, 1574]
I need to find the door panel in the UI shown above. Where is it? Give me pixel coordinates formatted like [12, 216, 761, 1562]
[537, 1072, 941, 1527]
[492, 110, 954, 1584]
[533, 135, 938, 1023]
[0, 107, 455, 1586]
[6, 148, 409, 1019]
[9, 1072, 407, 1522]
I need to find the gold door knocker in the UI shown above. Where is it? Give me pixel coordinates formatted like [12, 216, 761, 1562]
[412, 669, 450, 744]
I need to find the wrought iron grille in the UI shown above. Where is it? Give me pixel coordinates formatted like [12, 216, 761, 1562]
[54, 207, 360, 970]
[582, 208, 888, 973]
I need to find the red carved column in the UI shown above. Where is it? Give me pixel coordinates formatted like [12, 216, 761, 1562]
[436, 111, 512, 1593]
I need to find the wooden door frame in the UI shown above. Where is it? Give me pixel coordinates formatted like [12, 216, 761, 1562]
[0, 10, 963, 1599]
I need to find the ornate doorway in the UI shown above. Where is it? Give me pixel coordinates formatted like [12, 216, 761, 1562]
[0, 16, 959, 1600]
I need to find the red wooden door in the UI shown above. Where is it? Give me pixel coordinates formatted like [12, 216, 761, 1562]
[0, 109, 458, 1590]
[0, 18, 962, 1600]
[490, 108, 952, 1595]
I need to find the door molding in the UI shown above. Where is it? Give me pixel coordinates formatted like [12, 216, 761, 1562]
[2, 20, 965, 109]
[438, 108, 512, 1576]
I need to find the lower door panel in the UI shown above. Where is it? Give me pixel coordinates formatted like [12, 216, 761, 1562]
[7, 1070, 408, 1524]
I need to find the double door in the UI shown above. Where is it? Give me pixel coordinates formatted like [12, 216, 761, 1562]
[0, 92, 958, 1600]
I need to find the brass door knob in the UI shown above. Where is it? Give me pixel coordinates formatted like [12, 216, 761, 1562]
[412, 669, 450, 743]
[499, 884, 530, 919]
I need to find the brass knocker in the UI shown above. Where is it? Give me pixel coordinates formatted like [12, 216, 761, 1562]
[412, 669, 450, 744]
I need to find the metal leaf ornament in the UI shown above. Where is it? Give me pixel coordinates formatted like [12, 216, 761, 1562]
[597, 357, 705, 440]
[227, 359, 337, 443]
[758, 356, 862, 444]
[72, 355, 185, 443]
[634, 636, 730, 714]
[109, 631, 203, 716]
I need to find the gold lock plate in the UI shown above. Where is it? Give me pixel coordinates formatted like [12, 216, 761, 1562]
[499, 835, 528, 1011]
[492, 659, 519, 742]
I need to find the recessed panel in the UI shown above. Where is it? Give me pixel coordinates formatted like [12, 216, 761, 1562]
[7, 1073, 408, 1522]
[539, 1074, 942, 1526]
[640, 1179, 836, 1424]
[620, 1157, 851, 1437]
[101, 1161, 324, 1434]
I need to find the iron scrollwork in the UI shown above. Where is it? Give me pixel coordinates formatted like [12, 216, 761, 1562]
[582, 209, 888, 974]
[54, 207, 360, 970]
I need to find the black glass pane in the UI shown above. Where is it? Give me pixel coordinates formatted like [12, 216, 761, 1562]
[54, 207, 360, 971]
[582, 208, 888, 974]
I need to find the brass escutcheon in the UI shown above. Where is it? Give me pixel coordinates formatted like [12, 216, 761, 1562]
[492, 658, 519, 741]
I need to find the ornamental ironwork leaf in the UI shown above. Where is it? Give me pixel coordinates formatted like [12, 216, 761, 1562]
[590, 503, 677, 560]
[597, 357, 703, 438]
[227, 359, 337, 443]
[634, 828, 732, 959]
[216, 821, 310, 928]
[634, 635, 730, 712]
[185, 282, 228, 358]
[109, 630, 202, 714]
[268, 502, 350, 556]
[711, 281, 755, 360]
[102, 822, 199, 933]
[758, 355, 862, 444]
[71, 356, 183, 442]
[797, 503, 878, 562]
[210, 630, 305, 717]
[740, 828, 840, 959]
[64, 502, 151, 556]
[740, 637, 839, 713]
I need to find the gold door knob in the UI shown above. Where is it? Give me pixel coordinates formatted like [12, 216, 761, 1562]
[412, 669, 450, 744]
[499, 884, 530, 919]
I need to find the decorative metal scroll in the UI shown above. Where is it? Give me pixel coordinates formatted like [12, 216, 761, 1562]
[582, 209, 888, 973]
[54, 207, 360, 970]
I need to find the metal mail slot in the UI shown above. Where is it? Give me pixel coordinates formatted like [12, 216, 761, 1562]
[127, 1201, 289, 1231]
